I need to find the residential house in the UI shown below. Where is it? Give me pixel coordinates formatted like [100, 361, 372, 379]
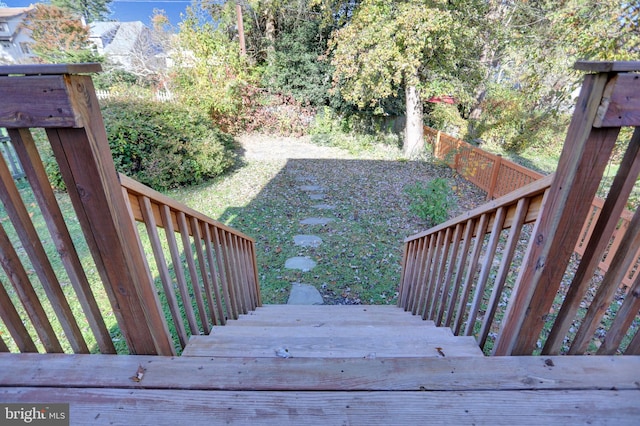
[0, 6, 36, 64]
[90, 21, 166, 76]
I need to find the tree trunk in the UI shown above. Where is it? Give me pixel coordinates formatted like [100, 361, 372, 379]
[404, 84, 424, 157]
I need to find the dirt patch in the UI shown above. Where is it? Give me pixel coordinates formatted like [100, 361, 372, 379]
[236, 133, 356, 160]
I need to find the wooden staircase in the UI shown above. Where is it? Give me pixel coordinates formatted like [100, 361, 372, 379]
[182, 305, 484, 358]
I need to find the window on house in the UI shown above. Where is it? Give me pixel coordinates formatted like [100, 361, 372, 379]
[0, 22, 9, 33]
[19, 42, 31, 54]
[0, 41, 11, 48]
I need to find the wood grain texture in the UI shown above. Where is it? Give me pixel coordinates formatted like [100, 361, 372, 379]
[0, 63, 102, 76]
[2, 387, 638, 426]
[495, 72, 620, 355]
[2, 353, 637, 391]
[595, 74, 640, 127]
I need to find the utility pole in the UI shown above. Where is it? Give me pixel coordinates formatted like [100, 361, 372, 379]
[236, 3, 246, 56]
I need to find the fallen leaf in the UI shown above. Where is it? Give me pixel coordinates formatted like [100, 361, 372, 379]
[130, 364, 147, 382]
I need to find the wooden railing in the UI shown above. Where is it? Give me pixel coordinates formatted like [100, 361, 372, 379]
[0, 133, 25, 179]
[120, 174, 260, 350]
[425, 125, 640, 289]
[402, 61, 640, 356]
[399, 175, 553, 353]
[0, 64, 259, 356]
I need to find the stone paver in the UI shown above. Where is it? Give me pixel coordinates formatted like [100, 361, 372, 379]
[299, 185, 325, 192]
[287, 283, 324, 305]
[311, 204, 336, 210]
[309, 193, 325, 200]
[293, 235, 323, 247]
[300, 217, 334, 226]
[284, 256, 317, 272]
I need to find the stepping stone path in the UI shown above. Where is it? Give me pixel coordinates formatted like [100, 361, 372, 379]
[311, 204, 336, 210]
[300, 217, 334, 226]
[293, 235, 323, 248]
[287, 283, 324, 305]
[284, 177, 340, 305]
[284, 256, 317, 272]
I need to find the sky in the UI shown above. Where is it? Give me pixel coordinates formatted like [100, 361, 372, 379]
[4, 0, 194, 26]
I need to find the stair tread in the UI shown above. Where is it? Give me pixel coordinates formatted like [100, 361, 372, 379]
[182, 334, 483, 358]
[203, 325, 454, 338]
[232, 305, 434, 326]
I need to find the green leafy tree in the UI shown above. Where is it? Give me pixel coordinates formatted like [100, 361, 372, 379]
[22, 4, 101, 64]
[52, 0, 112, 23]
[173, 4, 252, 125]
[329, 0, 483, 157]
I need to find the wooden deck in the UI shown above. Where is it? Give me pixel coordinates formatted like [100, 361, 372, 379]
[1, 305, 639, 424]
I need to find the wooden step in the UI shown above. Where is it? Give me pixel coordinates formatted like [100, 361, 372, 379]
[182, 333, 484, 358]
[184, 304, 482, 358]
[230, 304, 435, 327]
[1, 354, 638, 425]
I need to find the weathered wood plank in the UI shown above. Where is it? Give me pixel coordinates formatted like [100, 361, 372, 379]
[0, 146, 87, 353]
[120, 173, 254, 242]
[182, 334, 483, 358]
[2, 354, 638, 392]
[405, 174, 553, 242]
[479, 198, 528, 349]
[138, 195, 188, 349]
[595, 73, 640, 127]
[544, 127, 640, 355]
[495, 72, 620, 355]
[0, 63, 102, 76]
[192, 325, 454, 339]
[0, 278, 38, 352]
[454, 213, 489, 335]
[0, 76, 80, 128]
[1, 387, 638, 425]
[0, 224, 62, 352]
[570, 206, 640, 354]
[11, 128, 115, 354]
[574, 60, 640, 72]
[465, 207, 506, 336]
[160, 205, 199, 335]
[45, 74, 174, 355]
[231, 305, 432, 327]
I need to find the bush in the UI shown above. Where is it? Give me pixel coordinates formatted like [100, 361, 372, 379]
[404, 178, 456, 226]
[99, 100, 236, 191]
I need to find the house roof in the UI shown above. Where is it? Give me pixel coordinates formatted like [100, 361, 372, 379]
[103, 21, 147, 56]
[0, 6, 34, 19]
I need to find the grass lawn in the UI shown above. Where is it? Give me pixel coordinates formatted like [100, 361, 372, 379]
[168, 137, 486, 304]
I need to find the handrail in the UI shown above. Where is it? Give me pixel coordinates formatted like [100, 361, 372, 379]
[425, 125, 640, 289]
[399, 175, 553, 352]
[0, 64, 260, 356]
[403, 65, 640, 356]
[120, 173, 261, 350]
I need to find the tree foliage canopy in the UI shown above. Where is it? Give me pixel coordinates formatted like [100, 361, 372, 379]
[22, 4, 101, 64]
[52, 0, 112, 23]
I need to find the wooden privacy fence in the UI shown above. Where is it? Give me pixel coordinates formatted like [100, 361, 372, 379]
[401, 61, 640, 356]
[425, 126, 640, 289]
[425, 126, 544, 199]
[0, 64, 259, 356]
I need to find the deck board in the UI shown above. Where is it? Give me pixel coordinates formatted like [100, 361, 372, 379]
[1, 354, 638, 391]
[1, 387, 638, 425]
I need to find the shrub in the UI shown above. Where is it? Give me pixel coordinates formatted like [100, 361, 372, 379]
[100, 100, 236, 191]
[404, 178, 456, 226]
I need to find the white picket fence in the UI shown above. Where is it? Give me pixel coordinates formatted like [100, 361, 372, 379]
[95, 90, 175, 102]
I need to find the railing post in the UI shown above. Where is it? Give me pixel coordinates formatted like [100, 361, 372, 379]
[0, 64, 175, 355]
[487, 154, 502, 200]
[493, 66, 623, 355]
[435, 130, 442, 158]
